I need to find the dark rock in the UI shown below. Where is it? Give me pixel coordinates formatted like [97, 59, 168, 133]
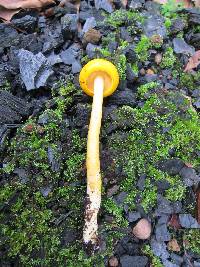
[115, 191, 127, 205]
[94, 0, 113, 13]
[143, 16, 167, 38]
[155, 195, 173, 216]
[173, 38, 195, 56]
[18, 49, 53, 91]
[47, 52, 62, 66]
[38, 113, 50, 125]
[157, 215, 169, 225]
[151, 238, 170, 261]
[179, 167, 200, 187]
[120, 255, 148, 267]
[192, 89, 200, 98]
[137, 174, 146, 190]
[129, 0, 144, 10]
[60, 44, 80, 65]
[126, 64, 138, 81]
[127, 211, 141, 222]
[79, 10, 94, 23]
[61, 14, 78, 40]
[18, 34, 43, 54]
[74, 104, 91, 128]
[82, 17, 97, 33]
[188, 33, 200, 50]
[125, 45, 137, 63]
[0, 24, 19, 48]
[120, 27, 133, 42]
[194, 98, 200, 109]
[179, 214, 200, 228]
[170, 253, 183, 265]
[0, 90, 30, 124]
[48, 144, 61, 172]
[155, 223, 171, 242]
[72, 60, 82, 74]
[162, 260, 179, 267]
[157, 159, 184, 176]
[108, 88, 137, 106]
[107, 185, 119, 197]
[154, 179, 170, 192]
[13, 168, 28, 184]
[172, 202, 182, 213]
[40, 185, 52, 197]
[86, 43, 100, 58]
[170, 18, 186, 34]
[187, 9, 200, 25]
[12, 15, 37, 33]
[108, 41, 118, 53]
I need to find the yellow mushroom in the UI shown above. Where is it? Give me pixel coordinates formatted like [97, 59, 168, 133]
[79, 59, 119, 249]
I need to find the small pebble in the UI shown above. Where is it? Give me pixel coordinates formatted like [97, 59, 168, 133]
[132, 218, 151, 240]
[109, 256, 119, 267]
[155, 53, 162, 65]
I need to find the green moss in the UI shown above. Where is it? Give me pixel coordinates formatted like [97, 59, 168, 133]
[108, 92, 200, 211]
[138, 82, 159, 98]
[184, 230, 200, 254]
[143, 245, 163, 267]
[135, 35, 151, 62]
[161, 0, 183, 18]
[161, 47, 176, 68]
[180, 71, 200, 90]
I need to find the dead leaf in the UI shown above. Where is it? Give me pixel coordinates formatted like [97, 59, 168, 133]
[168, 214, 181, 230]
[167, 239, 181, 252]
[0, 0, 55, 21]
[0, 6, 20, 21]
[184, 50, 200, 72]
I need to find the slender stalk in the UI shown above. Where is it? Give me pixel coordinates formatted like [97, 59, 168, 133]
[83, 76, 104, 249]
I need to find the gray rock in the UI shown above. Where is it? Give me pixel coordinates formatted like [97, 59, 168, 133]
[61, 14, 78, 39]
[192, 89, 200, 98]
[157, 159, 184, 175]
[194, 261, 200, 267]
[157, 215, 169, 225]
[155, 195, 173, 216]
[72, 60, 82, 74]
[155, 223, 171, 242]
[108, 88, 137, 106]
[170, 253, 183, 265]
[94, 0, 113, 13]
[179, 214, 200, 228]
[82, 17, 96, 33]
[172, 201, 182, 213]
[115, 191, 127, 205]
[170, 18, 186, 34]
[151, 238, 170, 261]
[60, 44, 80, 65]
[12, 15, 37, 33]
[173, 38, 195, 56]
[86, 43, 100, 58]
[0, 24, 19, 48]
[40, 186, 52, 197]
[48, 144, 61, 172]
[179, 167, 200, 187]
[126, 64, 138, 81]
[162, 260, 179, 267]
[120, 255, 148, 267]
[143, 16, 167, 38]
[47, 52, 62, 66]
[127, 211, 141, 222]
[13, 168, 28, 184]
[129, 0, 144, 9]
[38, 113, 50, 125]
[18, 49, 53, 91]
[194, 98, 200, 109]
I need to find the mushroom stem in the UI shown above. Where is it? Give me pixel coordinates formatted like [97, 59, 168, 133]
[83, 76, 104, 248]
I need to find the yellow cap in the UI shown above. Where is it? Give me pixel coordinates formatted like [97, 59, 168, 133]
[79, 59, 119, 97]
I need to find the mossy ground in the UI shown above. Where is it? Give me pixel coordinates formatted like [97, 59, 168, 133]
[1, 4, 200, 267]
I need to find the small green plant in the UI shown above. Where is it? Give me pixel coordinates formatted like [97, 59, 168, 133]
[161, 0, 183, 18]
[143, 245, 163, 267]
[150, 34, 163, 49]
[184, 230, 200, 254]
[161, 47, 176, 68]
[138, 82, 159, 98]
[135, 35, 151, 62]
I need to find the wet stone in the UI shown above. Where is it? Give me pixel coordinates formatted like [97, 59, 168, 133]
[143, 16, 167, 38]
[179, 167, 200, 187]
[173, 38, 195, 56]
[170, 18, 186, 34]
[127, 211, 141, 222]
[82, 17, 97, 34]
[120, 255, 148, 267]
[0, 24, 19, 48]
[86, 43, 101, 58]
[94, 0, 113, 13]
[157, 159, 184, 176]
[179, 214, 200, 228]
[18, 49, 53, 91]
[155, 223, 171, 242]
[151, 238, 170, 261]
[108, 88, 137, 107]
[12, 15, 37, 33]
[61, 14, 78, 40]
[72, 60, 82, 74]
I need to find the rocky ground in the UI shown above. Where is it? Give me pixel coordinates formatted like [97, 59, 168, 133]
[0, 0, 200, 266]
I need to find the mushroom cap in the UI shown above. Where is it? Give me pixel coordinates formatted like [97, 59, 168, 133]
[79, 59, 119, 97]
